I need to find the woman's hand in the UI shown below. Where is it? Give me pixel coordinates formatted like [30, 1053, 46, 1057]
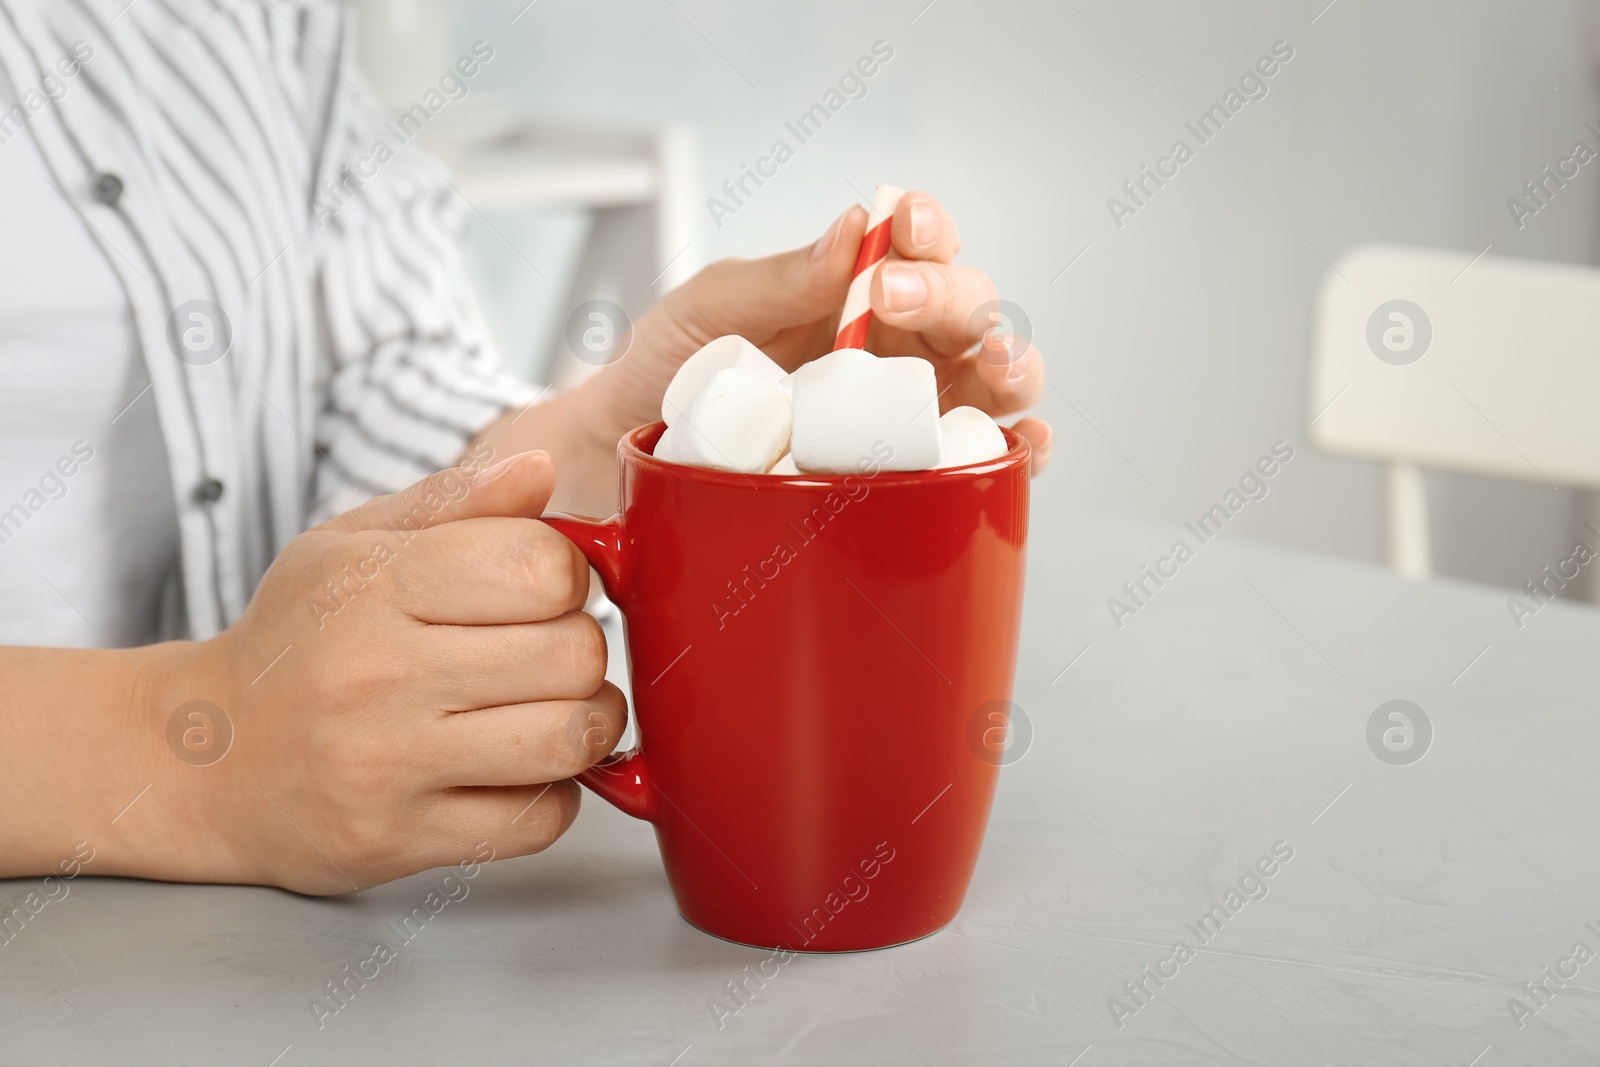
[476, 191, 1051, 516]
[591, 191, 1053, 476]
[135, 452, 623, 894]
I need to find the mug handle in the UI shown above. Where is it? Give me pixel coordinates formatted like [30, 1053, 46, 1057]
[539, 513, 659, 824]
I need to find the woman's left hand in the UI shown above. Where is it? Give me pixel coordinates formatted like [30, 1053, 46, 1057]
[590, 191, 1052, 476]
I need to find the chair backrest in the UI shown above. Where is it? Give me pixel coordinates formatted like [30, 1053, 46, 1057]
[1310, 244, 1600, 489]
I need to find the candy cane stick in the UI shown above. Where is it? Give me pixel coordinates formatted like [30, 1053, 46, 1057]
[832, 184, 905, 351]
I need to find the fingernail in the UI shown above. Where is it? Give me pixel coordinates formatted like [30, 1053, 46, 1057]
[811, 209, 848, 263]
[910, 200, 938, 247]
[882, 264, 927, 312]
[1005, 346, 1029, 381]
[472, 450, 534, 485]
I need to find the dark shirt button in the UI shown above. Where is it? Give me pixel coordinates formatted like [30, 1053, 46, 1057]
[92, 171, 123, 207]
[192, 478, 224, 505]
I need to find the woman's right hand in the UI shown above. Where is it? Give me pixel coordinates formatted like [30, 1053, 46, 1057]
[143, 450, 625, 894]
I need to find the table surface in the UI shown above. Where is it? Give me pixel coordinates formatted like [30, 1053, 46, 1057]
[4, 506, 1599, 1067]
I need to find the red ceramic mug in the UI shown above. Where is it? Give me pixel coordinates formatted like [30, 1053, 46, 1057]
[542, 422, 1029, 951]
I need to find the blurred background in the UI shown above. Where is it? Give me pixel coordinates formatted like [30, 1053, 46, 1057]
[348, 0, 1600, 600]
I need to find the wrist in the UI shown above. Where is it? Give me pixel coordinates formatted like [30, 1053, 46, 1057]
[572, 364, 646, 455]
[0, 639, 231, 883]
[554, 368, 644, 514]
[108, 635, 253, 884]
[473, 370, 640, 517]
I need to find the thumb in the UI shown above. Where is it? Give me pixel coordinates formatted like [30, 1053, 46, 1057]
[318, 450, 557, 534]
[662, 204, 868, 342]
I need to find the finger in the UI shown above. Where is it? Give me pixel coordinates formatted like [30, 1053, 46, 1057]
[941, 337, 1048, 417]
[407, 612, 607, 711]
[319, 450, 556, 535]
[388, 516, 589, 624]
[1011, 417, 1054, 477]
[888, 190, 961, 264]
[870, 261, 998, 353]
[428, 683, 628, 787]
[422, 778, 583, 868]
[658, 205, 868, 343]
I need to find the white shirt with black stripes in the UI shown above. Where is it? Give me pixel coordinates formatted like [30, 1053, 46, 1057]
[0, 0, 537, 642]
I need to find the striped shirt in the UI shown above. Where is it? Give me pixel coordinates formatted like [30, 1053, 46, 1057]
[0, 0, 537, 640]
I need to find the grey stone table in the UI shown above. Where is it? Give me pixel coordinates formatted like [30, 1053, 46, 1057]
[4, 506, 1599, 1066]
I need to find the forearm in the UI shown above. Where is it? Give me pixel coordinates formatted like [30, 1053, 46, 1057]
[0, 641, 212, 881]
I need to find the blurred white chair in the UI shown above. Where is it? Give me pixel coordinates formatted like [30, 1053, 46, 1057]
[1309, 244, 1600, 591]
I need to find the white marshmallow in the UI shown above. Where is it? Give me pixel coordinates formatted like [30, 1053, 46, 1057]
[658, 367, 791, 473]
[935, 406, 1008, 468]
[789, 349, 941, 473]
[767, 452, 799, 475]
[652, 422, 689, 463]
[661, 335, 786, 426]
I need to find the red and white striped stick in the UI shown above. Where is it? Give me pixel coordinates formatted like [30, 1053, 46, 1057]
[833, 184, 904, 352]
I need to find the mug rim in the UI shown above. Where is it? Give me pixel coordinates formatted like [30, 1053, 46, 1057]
[619, 421, 1030, 488]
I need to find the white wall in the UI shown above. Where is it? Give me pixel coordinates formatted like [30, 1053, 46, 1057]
[446, 0, 1600, 594]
